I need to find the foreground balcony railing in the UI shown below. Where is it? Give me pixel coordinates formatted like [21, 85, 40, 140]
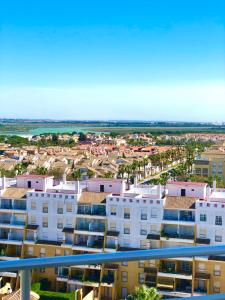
[1, 245, 225, 300]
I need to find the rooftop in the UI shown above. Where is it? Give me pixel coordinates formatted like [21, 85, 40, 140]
[1, 188, 32, 199]
[164, 196, 197, 209]
[78, 191, 110, 204]
[16, 174, 53, 179]
[168, 181, 207, 187]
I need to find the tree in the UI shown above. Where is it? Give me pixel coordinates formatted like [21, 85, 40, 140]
[126, 285, 161, 300]
[51, 134, 59, 144]
[159, 172, 170, 189]
[124, 164, 132, 189]
[78, 132, 87, 142]
[35, 167, 48, 175]
[104, 171, 114, 178]
[142, 157, 149, 178]
[87, 169, 95, 178]
[48, 168, 64, 180]
[118, 165, 126, 178]
[71, 169, 82, 180]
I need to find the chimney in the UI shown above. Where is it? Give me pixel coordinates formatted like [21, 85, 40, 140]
[134, 176, 138, 188]
[77, 180, 80, 194]
[120, 180, 125, 197]
[157, 184, 162, 198]
[213, 180, 217, 192]
[1, 177, 6, 189]
[63, 173, 67, 184]
[206, 186, 211, 199]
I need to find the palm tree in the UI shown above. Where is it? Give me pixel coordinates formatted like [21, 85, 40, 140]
[35, 167, 48, 175]
[142, 157, 149, 178]
[87, 169, 95, 178]
[118, 164, 126, 179]
[126, 285, 161, 300]
[159, 172, 170, 191]
[124, 164, 132, 189]
[71, 169, 82, 180]
[104, 171, 114, 178]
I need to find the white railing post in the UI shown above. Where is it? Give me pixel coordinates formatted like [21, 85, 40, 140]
[20, 269, 31, 300]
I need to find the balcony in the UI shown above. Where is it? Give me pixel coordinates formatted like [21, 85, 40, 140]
[68, 271, 84, 284]
[0, 219, 26, 229]
[105, 241, 117, 252]
[145, 275, 157, 287]
[73, 239, 104, 252]
[75, 224, 105, 236]
[101, 274, 114, 287]
[196, 238, 210, 245]
[83, 273, 100, 287]
[158, 267, 192, 280]
[161, 232, 194, 241]
[57, 268, 69, 282]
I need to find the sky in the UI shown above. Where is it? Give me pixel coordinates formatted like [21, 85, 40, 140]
[0, 0, 225, 121]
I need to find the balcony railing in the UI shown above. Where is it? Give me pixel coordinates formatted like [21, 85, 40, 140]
[161, 232, 195, 240]
[1, 245, 225, 300]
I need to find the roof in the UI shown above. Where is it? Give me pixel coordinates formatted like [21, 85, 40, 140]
[16, 174, 53, 179]
[168, 181, 207, 187]
[78, 191, 109, 204]
[89, 178, 124, 183]
[164, 196, 197, 209]
[1, 188, 31, 199]
[2, 290, 40, 300]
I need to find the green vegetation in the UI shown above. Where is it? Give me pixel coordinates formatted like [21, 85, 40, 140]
[126, 285, 161, 300]
[2, 119, 225, 135]
[32, 282, 74, 300]
[127, 139, 148, 146]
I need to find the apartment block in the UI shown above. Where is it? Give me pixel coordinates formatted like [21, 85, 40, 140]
[193, 147, 225, 183]
[1, 176, 225, 299]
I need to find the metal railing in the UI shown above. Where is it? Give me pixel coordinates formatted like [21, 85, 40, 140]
[1, 245, 225, 300]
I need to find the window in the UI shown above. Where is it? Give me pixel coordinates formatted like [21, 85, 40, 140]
[199, 228, 207, 238]
[214, 265, 221, 276]
[124, 208, 130, 219]
[57, 221, 63, 229]
[110, 222, 116, 231]
[215, 216, 222, 226]
[42, 217, 48, 228]
[42, 203, 48, 213]
[150, 224, 158, 233]
[27, 247, 33, 255]
[40, 248, 45, 257]
[141, 208, 147, 220]
[215, 235, 222, 242]
[110, 206, 117, 216]
[66, 203, 72, 212]
[138, 273, 145, 284]
[124, 225, 130, 235]
[30, 215, 36, 225]
[121, 288, 127, 299]
[121, 261, 128, 266]
[140, 229, 147, 235]
[200, 214, 207, 222]
[31, 201, 36, 210]
[121, 271, 128, 282]
[55, 249, 61, 256]
[140, 225, 147, 235]
[140, 240, 147, 249]
[213, 282, 220, 293]
[57, 207, 63, 214]
[139, 261, 144, 268]
[198, 263, 205, 272]
[151, 208, 158, 218]
[40, 268, 45, 273]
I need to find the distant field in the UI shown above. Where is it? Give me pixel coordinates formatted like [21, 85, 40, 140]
[1, 120, 225, 136]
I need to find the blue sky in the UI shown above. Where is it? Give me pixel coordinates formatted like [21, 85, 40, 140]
[0, 0, 225, 121]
